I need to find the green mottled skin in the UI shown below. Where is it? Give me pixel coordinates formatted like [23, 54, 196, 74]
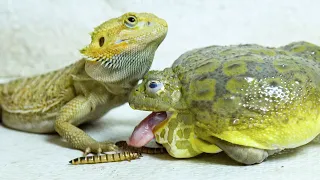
[129, 41, 320, 164]
[0, 12, 168, 155]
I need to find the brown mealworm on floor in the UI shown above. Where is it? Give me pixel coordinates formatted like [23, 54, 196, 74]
[69, 151, 142, 165]
[115, 141, 167, 154]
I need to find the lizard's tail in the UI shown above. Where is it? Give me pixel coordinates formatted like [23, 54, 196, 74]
[0, 76, 20, 105]
[0, 83, 3, 104]
[0, 80, 7, 106]
[0, 83, 3, 123]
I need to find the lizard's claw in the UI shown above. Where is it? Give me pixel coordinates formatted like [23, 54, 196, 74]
[82, 141, 119, 156]
[84, 147, 91, 156]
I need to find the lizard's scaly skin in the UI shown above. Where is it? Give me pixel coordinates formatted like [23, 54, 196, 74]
[0, 12, 168, 154]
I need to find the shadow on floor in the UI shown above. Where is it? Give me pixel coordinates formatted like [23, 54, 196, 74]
[46, 134, 73, 150]
[145, 142, 319, 166]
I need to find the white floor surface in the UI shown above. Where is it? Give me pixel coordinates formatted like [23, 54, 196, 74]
[1, 0, 320, 180]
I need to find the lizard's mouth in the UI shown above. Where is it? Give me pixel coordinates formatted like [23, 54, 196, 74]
[128, 111, 171, 147]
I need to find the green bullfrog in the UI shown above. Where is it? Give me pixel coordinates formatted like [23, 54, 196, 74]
[128, 41, 320, 165]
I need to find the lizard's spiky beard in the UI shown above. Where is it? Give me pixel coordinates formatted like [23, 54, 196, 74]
[97, 58, 117, 69]
[84, 45, 156, 94]
[81, 54, 120, 68]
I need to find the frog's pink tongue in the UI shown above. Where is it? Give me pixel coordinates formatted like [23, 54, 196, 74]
[128, 112, 167, 147]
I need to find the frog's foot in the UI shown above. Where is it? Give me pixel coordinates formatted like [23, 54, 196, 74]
[214, 138, 280, 165]
[83, 141, 119, 156]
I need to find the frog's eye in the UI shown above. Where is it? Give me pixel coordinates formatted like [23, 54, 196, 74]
[146, 80, 164, 95]
[124, 15, 138, 28]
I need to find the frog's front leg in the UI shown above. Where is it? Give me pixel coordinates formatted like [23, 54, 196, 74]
[212, 137, 280, 165]
[154, 112, 221, 158]
[54, 93, 117, 155]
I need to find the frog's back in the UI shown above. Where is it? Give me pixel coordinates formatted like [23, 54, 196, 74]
[172, 42, 320, 150]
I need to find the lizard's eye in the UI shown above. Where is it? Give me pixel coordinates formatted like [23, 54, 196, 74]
[99, 37, 105, 47]
[146, 80, 164, 96]
[124, 15, 138, 28]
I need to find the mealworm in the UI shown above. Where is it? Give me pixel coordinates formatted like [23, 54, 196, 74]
[69, 151, 142, 165]
[115, 141, 167, 154]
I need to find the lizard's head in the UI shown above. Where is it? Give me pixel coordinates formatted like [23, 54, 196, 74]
[80, 12, 168, 85]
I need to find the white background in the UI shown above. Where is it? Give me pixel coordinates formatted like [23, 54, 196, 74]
[0, 0, 319, 180]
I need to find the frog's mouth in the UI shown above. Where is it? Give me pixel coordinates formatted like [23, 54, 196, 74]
[128, 112, 170, 147]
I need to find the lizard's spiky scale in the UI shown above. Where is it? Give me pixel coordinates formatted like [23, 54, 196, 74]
[1, 61, 83, 114]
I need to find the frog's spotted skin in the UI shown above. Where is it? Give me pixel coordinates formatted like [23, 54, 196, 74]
[282, 41, 320, 61]
[173, 42, 320, 148]
[129, 41, 320, 164]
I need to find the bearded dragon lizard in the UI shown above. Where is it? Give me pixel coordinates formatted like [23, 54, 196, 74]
[0, 12, 168, 155]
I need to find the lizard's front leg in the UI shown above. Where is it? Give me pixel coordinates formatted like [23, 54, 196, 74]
[54, 95, 117, 155]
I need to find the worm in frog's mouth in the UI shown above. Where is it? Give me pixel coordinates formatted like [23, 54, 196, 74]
[128, 111, 172, 147]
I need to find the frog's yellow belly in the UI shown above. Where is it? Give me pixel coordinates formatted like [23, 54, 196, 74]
[197, 98, 320, 150]
[215, 117, 320, 150]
